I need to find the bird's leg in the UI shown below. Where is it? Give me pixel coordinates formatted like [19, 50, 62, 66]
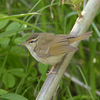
[47, 63, 57, 75]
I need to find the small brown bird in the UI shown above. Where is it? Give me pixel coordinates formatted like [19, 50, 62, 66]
[20, 32, 91, 74]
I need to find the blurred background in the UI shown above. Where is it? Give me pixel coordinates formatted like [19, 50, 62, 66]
[0, 0, 100, 100]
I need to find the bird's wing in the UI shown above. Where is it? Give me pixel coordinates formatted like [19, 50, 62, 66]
[35, 34, 78, 58]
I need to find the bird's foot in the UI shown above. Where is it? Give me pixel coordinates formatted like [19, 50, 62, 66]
[46, 63, 57, 75]
[46, 70, 57, 75]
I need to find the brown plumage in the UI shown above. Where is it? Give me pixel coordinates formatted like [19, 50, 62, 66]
[23, 32, 92, 65]
[32, 32, 91, 58]
[21, 31, 92, 74]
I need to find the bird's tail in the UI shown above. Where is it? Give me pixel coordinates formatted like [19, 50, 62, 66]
[67, 31, 92, 44]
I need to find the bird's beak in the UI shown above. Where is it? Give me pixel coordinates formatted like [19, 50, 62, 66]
[19, 42, 27, 45]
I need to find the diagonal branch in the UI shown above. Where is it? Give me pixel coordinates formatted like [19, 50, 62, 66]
[36, 0, 100, 100]
[64, 72, 100, 96]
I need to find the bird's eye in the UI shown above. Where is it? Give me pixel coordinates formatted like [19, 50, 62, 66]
[29, 41, 34, 43]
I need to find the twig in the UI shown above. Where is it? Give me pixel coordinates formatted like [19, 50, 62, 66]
[50, 0, 55, 18]
[64, 72, 100, 96]
[36, 0, 100, 100]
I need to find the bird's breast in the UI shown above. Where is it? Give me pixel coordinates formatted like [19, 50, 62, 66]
[32, 52, 65, 65]
[25, 44, 64, 65]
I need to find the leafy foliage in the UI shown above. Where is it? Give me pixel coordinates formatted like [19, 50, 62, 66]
[0, 0, 100, 100]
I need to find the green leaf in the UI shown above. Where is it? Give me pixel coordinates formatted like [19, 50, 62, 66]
[0, 93, 28, 100]
[14, 37, 25, 44]
[0, 37, 10, 48]
[59, 79, 63, 89]
[38, 62, 48, 74]
[5, 22, 20, 37]
[0, 89, 7, 95]
[41, 74, 47, 81]
[2, 72, 15, 88]
[0, 20, 9, 29]
[10, 18, 44, 32]
[30, 67, 37, 77]
[0, 14, 44, 33]
[9, 68, 25, 78]
[11, 46, 27, 56]
[27, 77, 37, 82]
[0, 13, 40, 21]
[14, 33, 31, 44]
[22, 33, 31, 39]
[0, 67, 6, 74]
[28, 61, 37, 77]
[0, 27, 33, 40]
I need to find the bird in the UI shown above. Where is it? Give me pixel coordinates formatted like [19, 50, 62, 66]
[20, 32, 91, 75]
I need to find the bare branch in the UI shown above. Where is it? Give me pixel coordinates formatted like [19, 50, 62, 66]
[64, 72, 100, 96]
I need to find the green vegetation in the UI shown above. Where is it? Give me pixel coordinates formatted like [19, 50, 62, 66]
[0, 0, 100, 100]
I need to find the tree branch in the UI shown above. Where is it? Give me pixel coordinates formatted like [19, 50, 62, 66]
[36, 0, 100, 100]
